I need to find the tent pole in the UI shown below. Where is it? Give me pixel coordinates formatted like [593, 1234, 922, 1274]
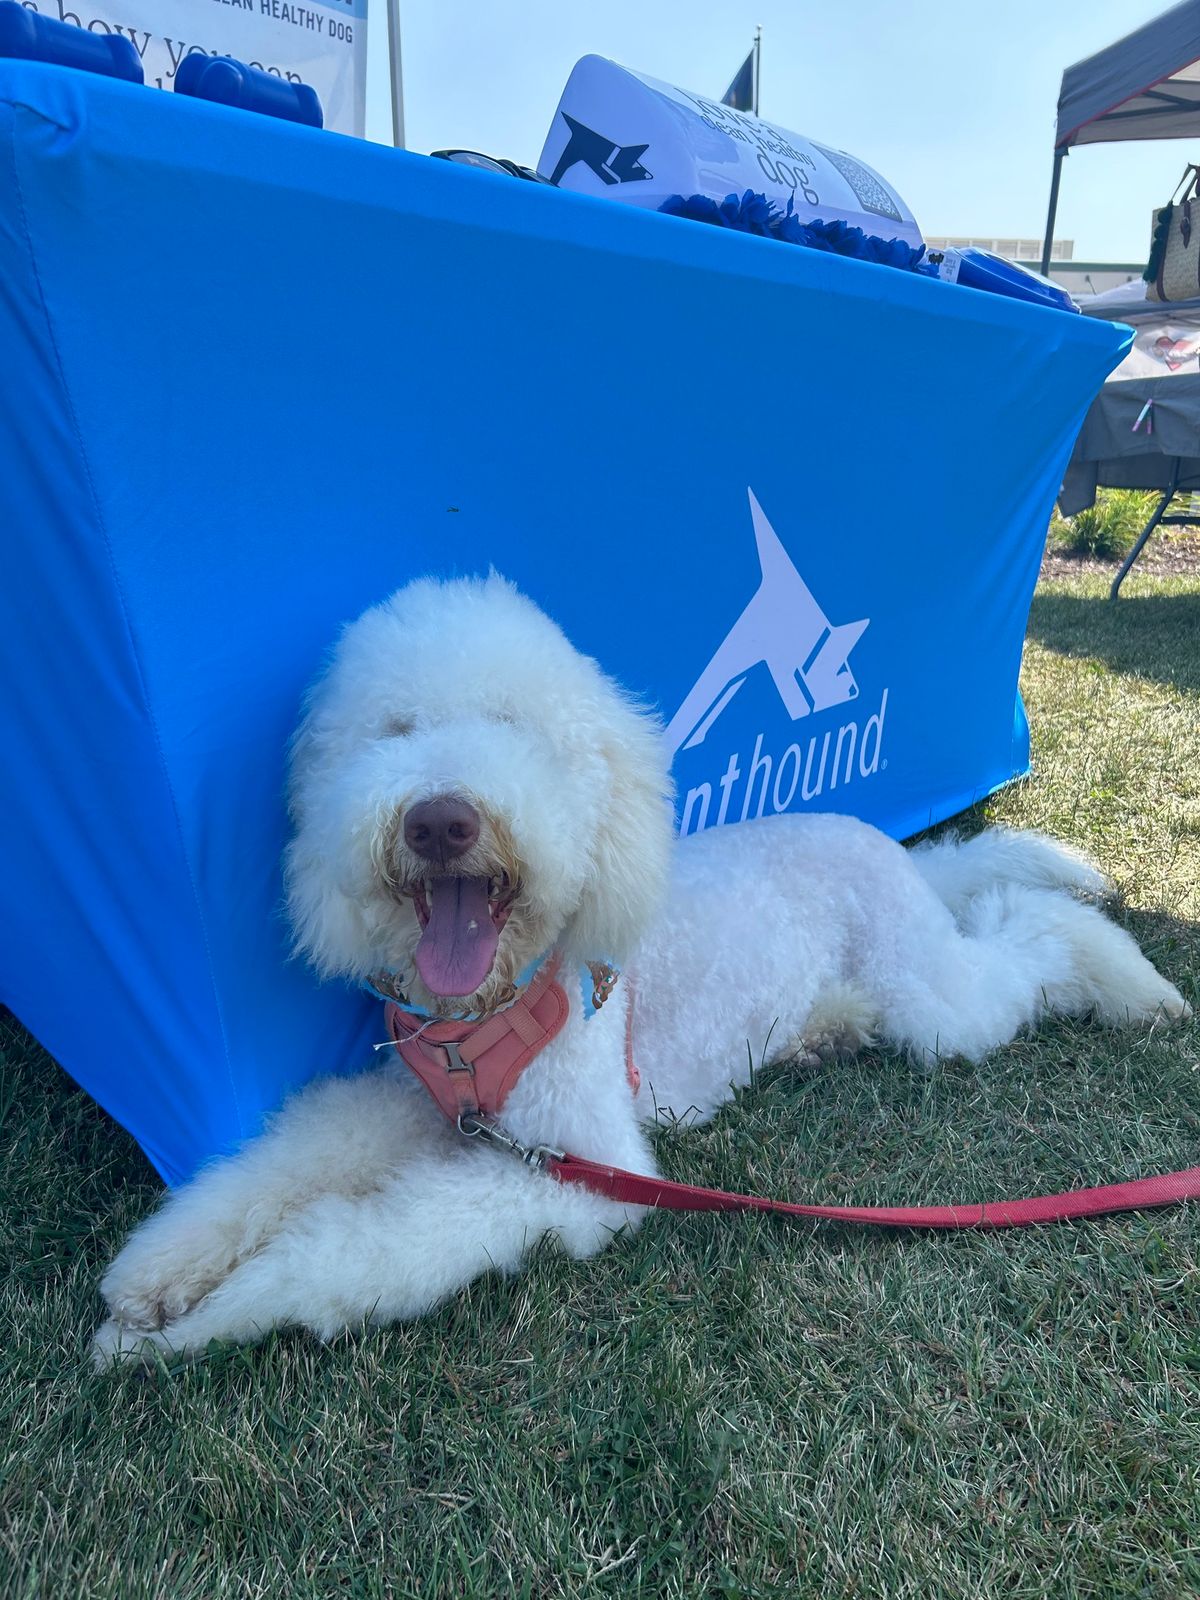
[1040, 147, 1065, 277]
[387, 0, 405, 149]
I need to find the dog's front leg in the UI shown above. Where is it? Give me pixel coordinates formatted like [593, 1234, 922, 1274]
[100, 1072, 438, 1333]
[93, 1139, 642, 1364]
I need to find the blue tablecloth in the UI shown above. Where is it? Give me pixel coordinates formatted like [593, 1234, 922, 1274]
[0, 60, 1130, 1181]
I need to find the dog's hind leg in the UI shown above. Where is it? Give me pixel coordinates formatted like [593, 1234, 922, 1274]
[781, 984, 879, 1068]
[877, 883, 1189, 1064]
[100, 1072, 435, 1333]
[93, 1142, 644, 1364]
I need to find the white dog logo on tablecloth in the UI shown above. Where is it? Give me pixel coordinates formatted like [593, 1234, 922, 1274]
[666, 490, 870, 756]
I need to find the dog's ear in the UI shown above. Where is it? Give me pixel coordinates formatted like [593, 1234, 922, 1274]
[284, 719, 388, 980]
[561, 700, 674, 967]
[283, 828, 379, 980]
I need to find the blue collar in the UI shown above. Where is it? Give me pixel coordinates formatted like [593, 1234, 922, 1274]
[367, 957, 618, 1023]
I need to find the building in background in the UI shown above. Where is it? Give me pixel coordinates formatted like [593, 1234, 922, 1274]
[924, 236, 1143, 298]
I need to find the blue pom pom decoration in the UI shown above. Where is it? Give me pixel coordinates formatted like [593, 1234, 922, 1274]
[658, 190, 936, 276]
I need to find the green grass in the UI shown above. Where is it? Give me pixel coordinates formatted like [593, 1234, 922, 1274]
[2, 569, 1199, 1600]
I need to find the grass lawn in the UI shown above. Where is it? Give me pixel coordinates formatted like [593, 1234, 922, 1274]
[2, 561, 1198, 1600]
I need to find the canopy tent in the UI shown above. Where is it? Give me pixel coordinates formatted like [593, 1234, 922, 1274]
[1042, 0, 1200, 272]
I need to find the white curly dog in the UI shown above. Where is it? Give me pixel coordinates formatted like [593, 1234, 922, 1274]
[94, 575, 1189, 1363]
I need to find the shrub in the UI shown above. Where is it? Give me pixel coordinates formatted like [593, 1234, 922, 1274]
[1048, 489, 1159, 560]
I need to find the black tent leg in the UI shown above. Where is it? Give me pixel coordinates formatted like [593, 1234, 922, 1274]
[1041, 148, 1066, 278]
[1110, 466, 1178, 600]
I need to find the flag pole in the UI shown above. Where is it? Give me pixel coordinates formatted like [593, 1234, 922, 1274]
[387, 0, 406, 148]
[753, 24, 761, 116]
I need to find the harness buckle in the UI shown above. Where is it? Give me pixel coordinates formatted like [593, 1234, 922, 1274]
[456, 1113, 564, 1171]
[443, 1041, 473, 1074]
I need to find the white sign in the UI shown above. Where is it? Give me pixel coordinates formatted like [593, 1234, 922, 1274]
[19, 0, 368, 136]
[539, 55, 921, 250]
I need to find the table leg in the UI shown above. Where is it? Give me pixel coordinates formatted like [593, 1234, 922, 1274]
[1110, 465, 1180, 601]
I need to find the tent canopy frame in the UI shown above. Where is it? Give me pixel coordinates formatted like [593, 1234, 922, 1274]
[1041, 0, 1200, 274]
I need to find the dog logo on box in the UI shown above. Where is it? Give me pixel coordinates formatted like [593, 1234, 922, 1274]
[548, 115, 653, 186]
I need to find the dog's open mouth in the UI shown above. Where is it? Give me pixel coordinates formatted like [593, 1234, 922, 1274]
[409, 873, 517, 997]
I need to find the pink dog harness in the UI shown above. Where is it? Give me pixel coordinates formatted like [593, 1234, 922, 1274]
[385, 958, 571, 1126]
[384, 957, 639, 1128]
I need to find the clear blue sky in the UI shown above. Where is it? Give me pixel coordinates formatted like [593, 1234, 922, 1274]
[362, 0, 1193, 263]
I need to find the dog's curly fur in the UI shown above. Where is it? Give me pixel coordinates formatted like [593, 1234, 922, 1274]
[93, 575, 1190, 1363]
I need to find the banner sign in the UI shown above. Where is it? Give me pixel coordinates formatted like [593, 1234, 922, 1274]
[18, 0, 368, 135]
[539, 55, 922, 250]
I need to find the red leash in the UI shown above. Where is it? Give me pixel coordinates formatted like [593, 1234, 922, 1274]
[545, 1152, 1200, 1229]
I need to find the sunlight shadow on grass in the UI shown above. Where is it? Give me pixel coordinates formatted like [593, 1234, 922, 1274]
[1028, 588, 1200, 695]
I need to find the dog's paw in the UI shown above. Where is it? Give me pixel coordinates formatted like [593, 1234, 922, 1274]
[91, 1318, 176, 1371]
[793, 984, 878, 1069]
[100, 1225, 237, 1330]
[791, 1027, 874, 1071]
[793, 1047, 824, 1071]
[1104, 973, 1193, 1030]
[101, 1263, 205, 1331]
[1154, 986, 1193, 1025]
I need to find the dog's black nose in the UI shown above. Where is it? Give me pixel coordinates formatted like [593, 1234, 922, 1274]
[404, 796, 480, 865]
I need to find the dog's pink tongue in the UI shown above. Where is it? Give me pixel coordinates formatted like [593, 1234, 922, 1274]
[414, 876, 499, 997]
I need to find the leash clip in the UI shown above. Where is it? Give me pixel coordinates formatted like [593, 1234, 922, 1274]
[457, 1112, 563, 1171]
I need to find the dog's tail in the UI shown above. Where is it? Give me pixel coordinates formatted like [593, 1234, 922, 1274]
[909, 827, 1111, 919]
[895, 829, 1190, 1053]
[884, 878, 1191, 1065]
